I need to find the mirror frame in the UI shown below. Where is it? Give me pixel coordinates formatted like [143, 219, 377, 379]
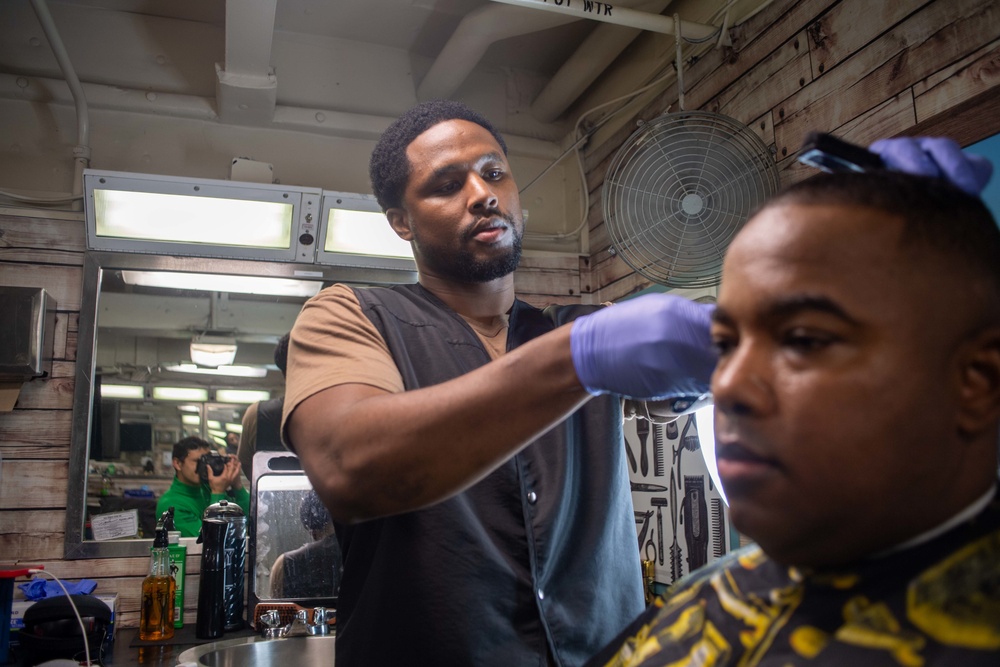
[65, 250, 416, 558]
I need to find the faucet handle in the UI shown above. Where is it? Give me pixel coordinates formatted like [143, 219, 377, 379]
[260, 609, 281, 628]
[311, 607, 330, 635]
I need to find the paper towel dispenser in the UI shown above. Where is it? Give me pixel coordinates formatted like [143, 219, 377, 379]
[0, 286, 57, 381]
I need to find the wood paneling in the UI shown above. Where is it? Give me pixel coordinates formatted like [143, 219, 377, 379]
[585, 0, 1000, 299]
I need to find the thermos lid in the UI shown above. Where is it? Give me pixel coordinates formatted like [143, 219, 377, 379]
[203, 499, 245, 520]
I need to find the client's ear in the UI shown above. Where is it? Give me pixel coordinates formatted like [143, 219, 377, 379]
[955, 326, 1000, 438]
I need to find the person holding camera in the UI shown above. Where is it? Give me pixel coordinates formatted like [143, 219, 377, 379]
[155, 435, 250, 537]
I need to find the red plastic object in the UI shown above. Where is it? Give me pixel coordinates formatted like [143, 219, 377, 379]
[0, 565, 44, 578]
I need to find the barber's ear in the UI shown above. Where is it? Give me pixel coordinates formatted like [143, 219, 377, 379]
[386, 208, 413, 241]
[956, 327, 1000, 437]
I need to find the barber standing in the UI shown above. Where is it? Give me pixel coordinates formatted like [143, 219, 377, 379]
[282, 100, 715, 667]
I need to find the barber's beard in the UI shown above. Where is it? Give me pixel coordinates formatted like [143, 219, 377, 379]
[417, 212, 524, 283]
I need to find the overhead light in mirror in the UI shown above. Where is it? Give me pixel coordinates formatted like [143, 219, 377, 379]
[216, 389, 270, 404]
[207, 420, 223, 430]
[120, 270, 322, 298]
[190, 335, 238, 367]
[226, 423, 243, 433]
[153, 386, 210, 401]
[181, 414, 201, 425]
[177, 404, 201, 413]
[166, 363, 267, 378]
[102, 384, 145, 400]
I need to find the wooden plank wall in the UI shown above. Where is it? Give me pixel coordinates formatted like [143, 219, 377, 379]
[0, 209, 581, 628]
[585, 0, 1000, 302]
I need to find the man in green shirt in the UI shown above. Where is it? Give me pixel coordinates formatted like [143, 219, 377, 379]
[156, 436, 250, 537]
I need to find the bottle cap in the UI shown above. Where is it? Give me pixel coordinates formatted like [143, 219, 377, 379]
[153, 527, 169, 548]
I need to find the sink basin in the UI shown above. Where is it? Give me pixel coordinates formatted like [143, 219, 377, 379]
[176, 634, 336, 666]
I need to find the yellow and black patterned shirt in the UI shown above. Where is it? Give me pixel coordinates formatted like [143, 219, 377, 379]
[588, 486, 1000, 667]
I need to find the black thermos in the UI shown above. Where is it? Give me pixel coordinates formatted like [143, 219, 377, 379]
[202, 499, 247, 632]
[195, 518, 228, 639]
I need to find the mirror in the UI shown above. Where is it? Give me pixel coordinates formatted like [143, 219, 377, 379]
[66, 251, 415, 558]
[248, 451, 340, 621]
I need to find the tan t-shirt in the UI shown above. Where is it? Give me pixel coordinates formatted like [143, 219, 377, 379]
[281, 284, 508, 447]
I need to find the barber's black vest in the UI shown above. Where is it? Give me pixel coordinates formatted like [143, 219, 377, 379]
[333, 284, 643, 667]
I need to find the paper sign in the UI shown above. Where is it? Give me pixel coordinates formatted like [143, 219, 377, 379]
[91, 509, 140, 541]
[0, 383, 21, 412]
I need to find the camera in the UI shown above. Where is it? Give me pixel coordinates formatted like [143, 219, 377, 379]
[197, 451, 229, 482]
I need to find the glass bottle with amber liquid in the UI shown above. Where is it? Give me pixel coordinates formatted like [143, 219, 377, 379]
[139, 525, 176, 640]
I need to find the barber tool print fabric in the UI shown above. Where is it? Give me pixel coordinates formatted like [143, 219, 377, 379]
[625, 413, 733, 586]
[590, 496, 1000, 666]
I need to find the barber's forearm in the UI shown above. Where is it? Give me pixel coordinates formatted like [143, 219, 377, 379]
[289, 324, 590, 523]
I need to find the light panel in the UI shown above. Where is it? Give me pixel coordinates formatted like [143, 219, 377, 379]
[215, 389, 270, 404]
[316, 191, 416, 271]
[181, 414, 201, 425]
[166, 363, 268, 378]
[153, 386, 209, 401]
[101, 384, 145, 400]
[121, 270, 322, 298]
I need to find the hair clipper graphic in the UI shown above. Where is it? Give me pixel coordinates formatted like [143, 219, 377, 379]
[681, 475, 709, 572]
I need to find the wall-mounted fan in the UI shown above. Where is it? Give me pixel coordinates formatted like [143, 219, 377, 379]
[602, 110, 779, 289]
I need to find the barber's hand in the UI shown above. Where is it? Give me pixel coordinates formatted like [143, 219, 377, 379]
[570, 294, 716, 400]
[869, 136, 993, 196]
[207, 455, 243, 494]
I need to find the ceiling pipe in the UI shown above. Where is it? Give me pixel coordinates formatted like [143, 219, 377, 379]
[28, 0, 90, 198]
[417, 4, 577, 101]
[530, 0, 671, 123]
[486, 0, 726, 43]
[216, 0, 279, 125]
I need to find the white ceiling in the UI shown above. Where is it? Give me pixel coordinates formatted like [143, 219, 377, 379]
[0, 0, 753, 140]
[0, 0, 762, 247]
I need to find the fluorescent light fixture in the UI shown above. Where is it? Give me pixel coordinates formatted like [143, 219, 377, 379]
[316, 191, 417, 271]
[190, 335, 237, 367]
[226, 423, 243, 433]
[325, 208, 413, 259]
[153, 386, 209, 401]
[181, 414, 201, 425]
[166, 363, 268, 378]
[694, 404, 726, 505]
[207, 420, 223, 430]
[93, 189, 293, 249]
[210, 434, 227, 447]
[216, 389, 270, 404]
[84, 170, 326, 262]
[121, 270, 322, 298]
[102, 384, 145, 400]
[177, 404, 201, 413]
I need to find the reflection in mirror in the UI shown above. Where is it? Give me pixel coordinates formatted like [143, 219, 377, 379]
[66, 252, 416, 559]
[249, 452, 339, 619]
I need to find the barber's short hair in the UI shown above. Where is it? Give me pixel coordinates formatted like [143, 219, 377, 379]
[369, 99, 508, 211]
[763, 170, 1000, 313]
[274, 333, 290, 376]
[173, 436, 212, 462]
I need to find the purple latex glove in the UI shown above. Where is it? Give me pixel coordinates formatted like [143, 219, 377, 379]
[870, 136, 993, 196]
[570, 294, 716, 400]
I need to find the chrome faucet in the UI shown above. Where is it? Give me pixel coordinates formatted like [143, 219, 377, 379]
[260, 608, 332, 639]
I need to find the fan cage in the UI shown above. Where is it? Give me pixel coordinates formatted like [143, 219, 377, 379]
[603, 111, 779, 289]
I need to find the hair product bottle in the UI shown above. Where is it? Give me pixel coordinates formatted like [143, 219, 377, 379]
[162, 508, 187, 628]
[139, 524, 176, 640]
